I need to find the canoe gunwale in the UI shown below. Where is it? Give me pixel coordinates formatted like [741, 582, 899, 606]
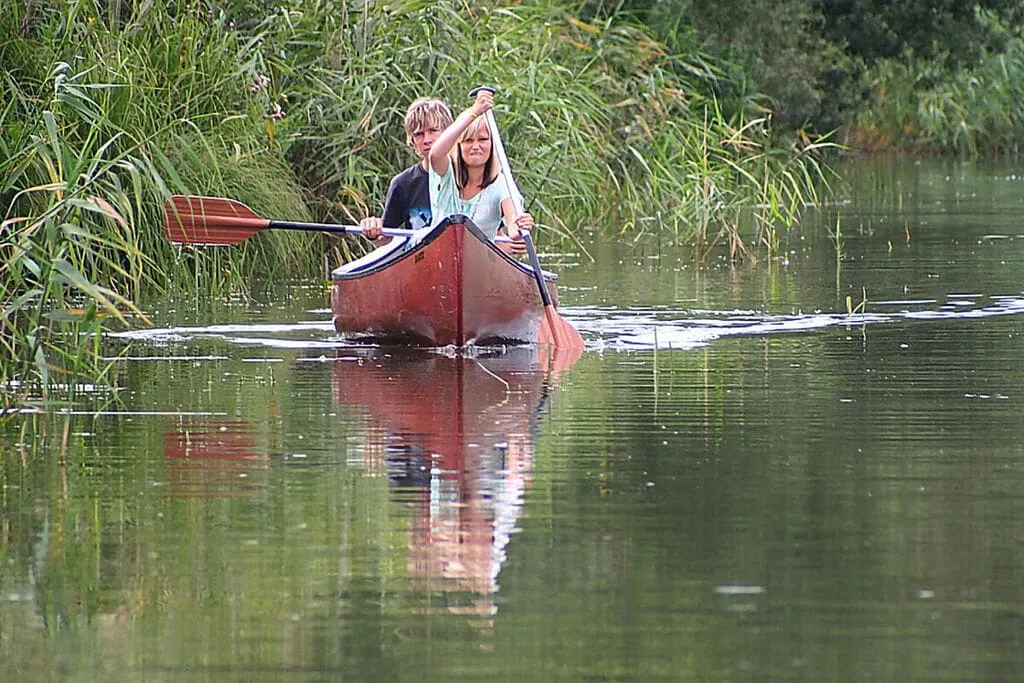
[330, 215, 557, 285]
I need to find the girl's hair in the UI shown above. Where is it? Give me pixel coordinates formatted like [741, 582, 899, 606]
[404, 98, 453, 146]
[452, 116, 499, 190]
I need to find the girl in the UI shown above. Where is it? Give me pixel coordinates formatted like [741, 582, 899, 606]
[428, 90, 533, 253]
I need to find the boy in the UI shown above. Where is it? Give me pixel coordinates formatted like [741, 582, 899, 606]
[360, 97, 453, 240]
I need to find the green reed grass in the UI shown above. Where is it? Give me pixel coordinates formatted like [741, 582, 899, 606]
[254, 0, 833, 247]
[848, 11, 1024, 155]
[1, 0, 835, 401]
[2, 1, 321, 401]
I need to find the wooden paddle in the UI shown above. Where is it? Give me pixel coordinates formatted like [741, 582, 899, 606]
[162, 195, 415, 245]
[474, 91, 584, 351]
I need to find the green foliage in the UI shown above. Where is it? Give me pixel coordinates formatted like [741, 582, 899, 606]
[581, 0, 855, 132]
[1, 0, 318, 400]
[848, 11, 1024, 155]
[586, 0, 1024, 144]
[817, 0, 1024, 67]
[242, 0, 831, 240]
[1, 0, 835, 400]
[1, 64, 154, 401]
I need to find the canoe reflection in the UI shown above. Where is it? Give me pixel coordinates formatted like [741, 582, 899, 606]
[162, 421, 268, 498]
[332, 344, 580, 618]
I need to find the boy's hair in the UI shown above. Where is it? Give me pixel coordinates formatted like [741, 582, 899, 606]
[453, 116, 499, 190]
[404, 97, 453, 147]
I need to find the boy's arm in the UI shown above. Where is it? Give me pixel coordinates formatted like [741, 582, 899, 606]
[380, 175, 406, 230]
[361, 175, 404, 241]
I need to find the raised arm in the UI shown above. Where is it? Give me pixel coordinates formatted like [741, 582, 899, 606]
[428, 89, 494, 175]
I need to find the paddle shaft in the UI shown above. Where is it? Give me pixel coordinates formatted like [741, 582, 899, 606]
[164, 195, 515, 247]
[521, 231, 553, 307]
[482, 110, 524, 216]
[264, 218, 509, 242]
[265, 218, 411, 238]
[482, 109, 550, 300]
[189, 212, 413, 237]
[163, 195, 444, 246]
[480, 103, 583, 349]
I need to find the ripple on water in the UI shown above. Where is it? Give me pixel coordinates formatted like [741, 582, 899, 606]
[559, 293, 1024, 350]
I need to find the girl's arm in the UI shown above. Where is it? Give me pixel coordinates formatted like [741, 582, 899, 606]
[428, 90, 494, 175]
[499, 198, 533, 255]
[500, 199, 534, 237]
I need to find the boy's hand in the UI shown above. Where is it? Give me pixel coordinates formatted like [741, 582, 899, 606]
[360, 216, 384, 240]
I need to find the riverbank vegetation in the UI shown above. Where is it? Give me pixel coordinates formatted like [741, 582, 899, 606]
[3, 0, 1021, 395]
[617, 0, 1024, 154]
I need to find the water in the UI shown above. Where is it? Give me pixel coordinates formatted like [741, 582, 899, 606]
[3, 156, 1024, 681]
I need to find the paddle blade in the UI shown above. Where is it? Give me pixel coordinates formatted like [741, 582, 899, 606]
[163, 196, 269, 245]
[538, 305, 584, 352]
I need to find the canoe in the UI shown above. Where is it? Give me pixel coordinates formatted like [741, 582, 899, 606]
[330, 215, 559, 346]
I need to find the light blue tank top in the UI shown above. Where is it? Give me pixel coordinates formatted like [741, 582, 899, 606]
[429, 165, 511, 239]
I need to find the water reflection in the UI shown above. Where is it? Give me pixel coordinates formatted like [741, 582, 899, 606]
[162, 420, 269, 497]
[332, 345, 580, 622]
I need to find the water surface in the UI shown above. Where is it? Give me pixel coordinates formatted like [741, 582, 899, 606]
[2, 156, 1024, 681]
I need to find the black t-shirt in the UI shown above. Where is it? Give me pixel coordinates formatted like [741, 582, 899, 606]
[382, 164, 431, 230]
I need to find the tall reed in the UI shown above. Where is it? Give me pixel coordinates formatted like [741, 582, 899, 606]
[847, 11, 1024, 155]
[1, 0, 836, 401]
[257, 0, 834, 248]
[1, 1, 318, 402]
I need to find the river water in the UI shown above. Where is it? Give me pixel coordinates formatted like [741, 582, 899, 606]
[3, 156, 1024, 681]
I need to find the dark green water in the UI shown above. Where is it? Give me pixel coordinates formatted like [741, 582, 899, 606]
[3, 157, 1024, 681]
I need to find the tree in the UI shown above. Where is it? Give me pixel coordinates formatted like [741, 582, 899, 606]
[817, 0, 1024, 67]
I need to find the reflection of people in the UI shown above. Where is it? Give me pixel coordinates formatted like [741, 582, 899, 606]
[332, 346, 578, 623]
[405, 430, 536, 620]
[427, 89, 532, 255]
[359, 97, 454, 242]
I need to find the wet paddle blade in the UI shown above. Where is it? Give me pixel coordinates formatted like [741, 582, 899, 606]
[163, 196, 268, 245]
[538, 305, 585, 352]
[535, 335, 583, 380]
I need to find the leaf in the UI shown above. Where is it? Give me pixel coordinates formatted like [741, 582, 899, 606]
[1, 288, 44, 320]
[43, 309, 94, 323]
[49, 258, 125, 321]
[33, 342, 49, 389]
[65, 195, 130, 231]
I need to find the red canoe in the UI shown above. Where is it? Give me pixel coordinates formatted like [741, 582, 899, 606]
[330, 216, 560, 346]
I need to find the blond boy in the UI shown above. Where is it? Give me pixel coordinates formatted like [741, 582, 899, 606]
[360, 98, 453, 239]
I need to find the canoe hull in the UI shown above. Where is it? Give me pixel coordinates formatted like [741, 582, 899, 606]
[330, 217, 558, 346]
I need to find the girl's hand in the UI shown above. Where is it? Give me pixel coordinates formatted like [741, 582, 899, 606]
[502, 213, 533, 256]
[471, 90, 494, 119]
[513, 213, 533, 234]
